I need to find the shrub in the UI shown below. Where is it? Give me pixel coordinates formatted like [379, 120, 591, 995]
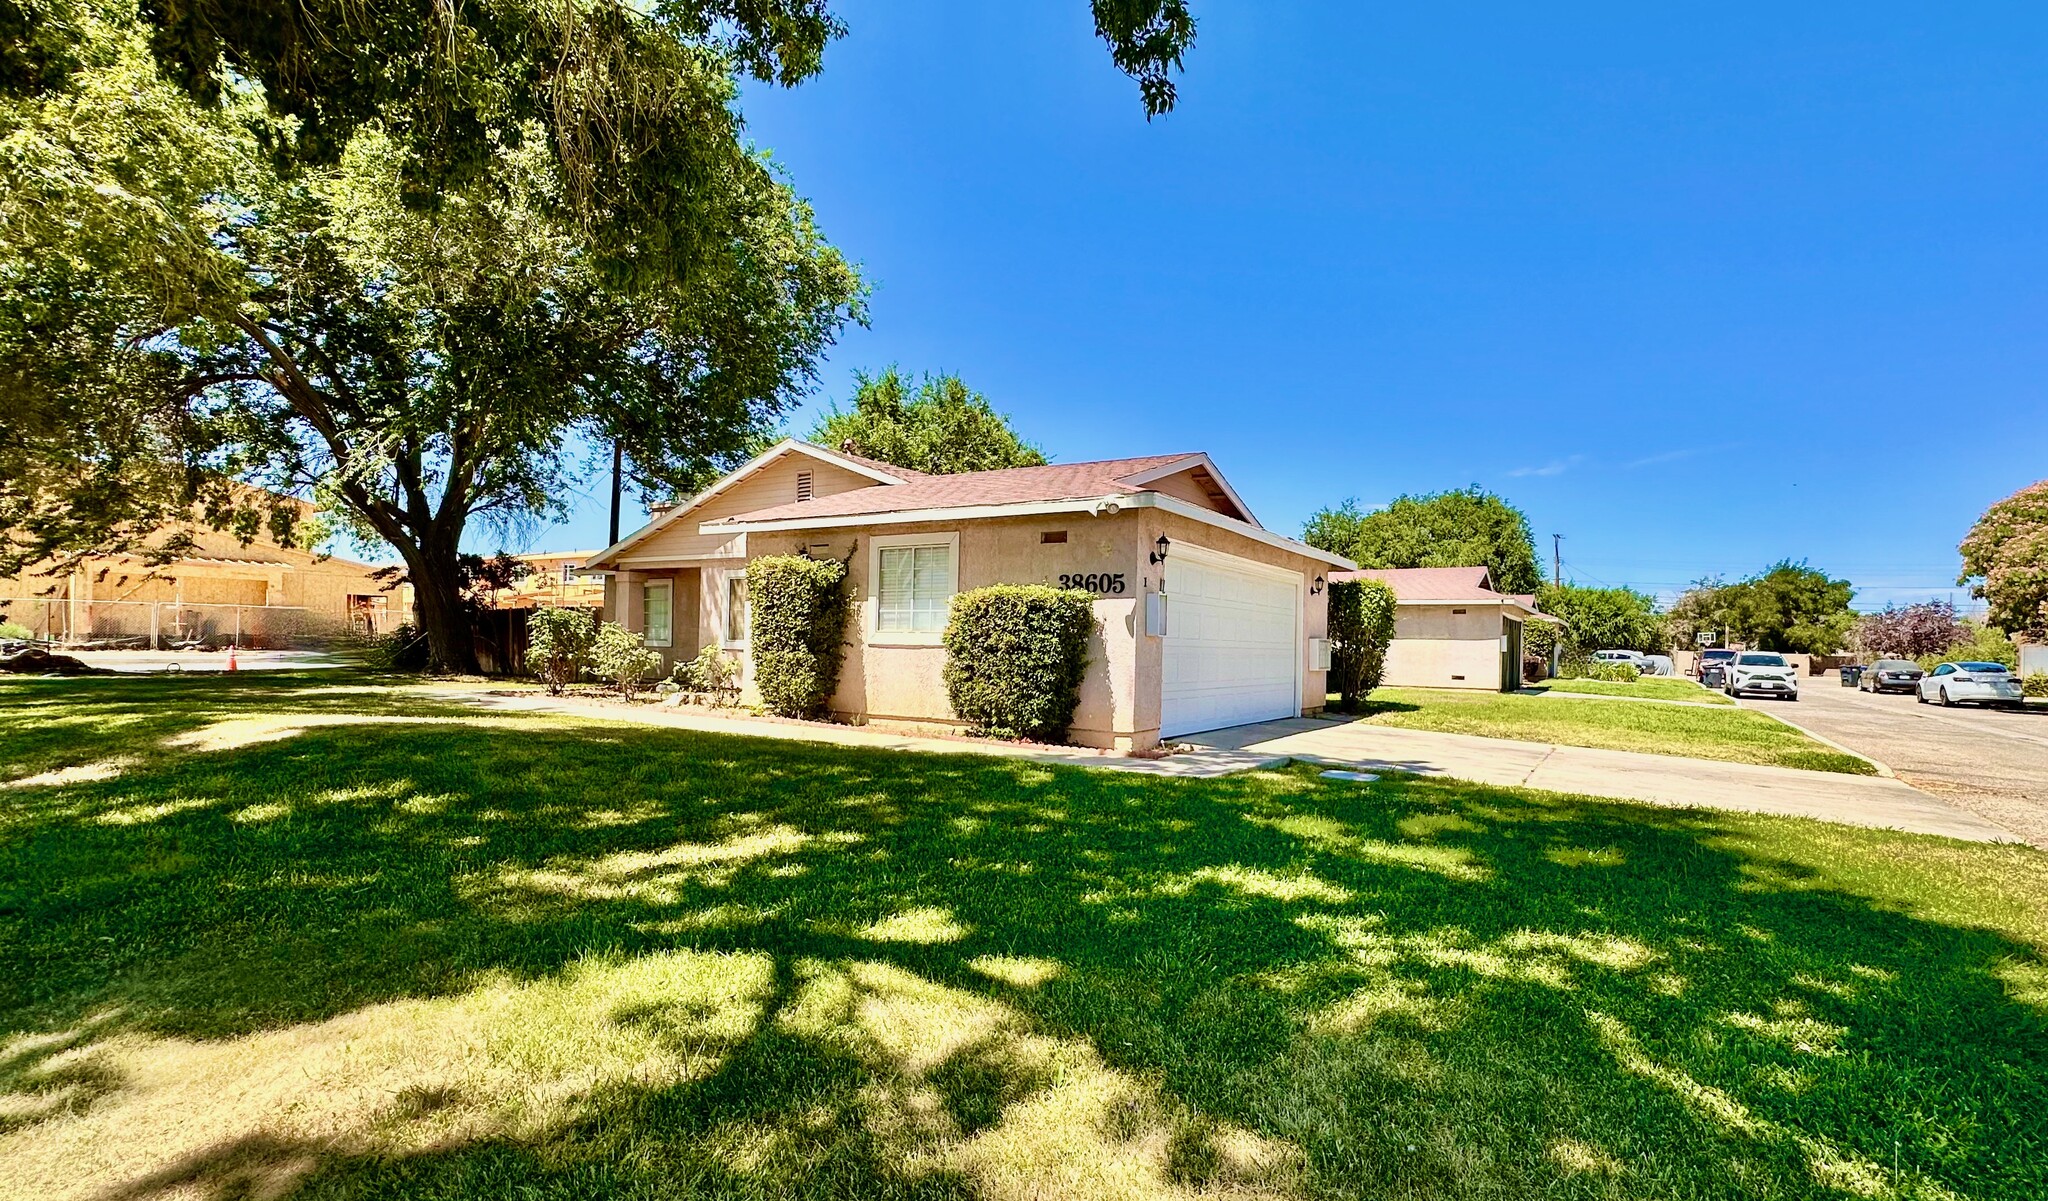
[942, 585, 1095, 741]
[1582, 662, 1641, 683]
[2024, 672, 2048, 699]
[1327, 578, 1397, 712]
[0, 620, 32, 641]
[526, 607, 596, 694]
[747, 555, 852, 718]
[665, 646, 742, 706]
[591, 621, 664, 701]
[1913, 621, 2018, 673]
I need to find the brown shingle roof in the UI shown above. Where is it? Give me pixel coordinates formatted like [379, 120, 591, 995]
[714, 453, 1209, 526]
[1328, 566, 1500, 601]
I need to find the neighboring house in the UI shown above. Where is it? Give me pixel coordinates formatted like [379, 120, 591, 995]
[493, 551, 607, 611]
[1, 494, 411, 647]
[586, 439, 1353, 751]
[1327, 566, 1560, 692]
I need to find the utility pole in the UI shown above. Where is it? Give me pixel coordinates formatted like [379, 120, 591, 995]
[608, 441, 623, 546]
[1552, 534, 1562, 588]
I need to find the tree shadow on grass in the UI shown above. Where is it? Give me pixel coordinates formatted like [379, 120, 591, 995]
[0, 695, 2045, 1199]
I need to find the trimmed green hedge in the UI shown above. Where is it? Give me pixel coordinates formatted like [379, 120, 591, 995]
[747, 555, 852, 718]
[942, 586, 1095, 741]
[1327, 578, 1397, 711]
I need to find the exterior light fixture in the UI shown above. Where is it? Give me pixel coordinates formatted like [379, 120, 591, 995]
[1311, 575, 1326, 594]
[1149, 534, 1172, 565]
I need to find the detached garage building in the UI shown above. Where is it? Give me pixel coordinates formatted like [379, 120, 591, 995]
[587, 440, 1353, 751]
[1328, 566, 1560, 692]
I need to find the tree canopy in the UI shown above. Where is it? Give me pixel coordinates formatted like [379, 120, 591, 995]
[1958, 479, 2048, 639]
[1, 7, 862, 669]
[1536, 584, 1666, 655]
[810, 370, 1046, 475]
[1304, 488, 1544, 595]
[1854, 600, 1966, 659]
[1669, 562, 1857, 655]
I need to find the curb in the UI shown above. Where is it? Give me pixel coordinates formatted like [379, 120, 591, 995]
[1742, 699, 1896, 778]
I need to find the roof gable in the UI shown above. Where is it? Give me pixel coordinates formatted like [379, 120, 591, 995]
[1331, 566, 1500, 601]
[587, 440, 912, 568]
[706, 452, 1265, 528]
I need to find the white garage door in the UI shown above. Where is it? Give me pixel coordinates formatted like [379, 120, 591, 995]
[1161, 548, 1300, 738]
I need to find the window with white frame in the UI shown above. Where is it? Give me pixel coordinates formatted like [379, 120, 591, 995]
[872, 533, 958, 638]
[643, 580, 673, 647]
[724, 573, 749, 645]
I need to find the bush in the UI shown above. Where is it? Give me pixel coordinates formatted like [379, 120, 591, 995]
[664, 646, 742, 706]
[942, 585, 1095, 741]
[1914, 621, 2018, 673]
[361, 622, 432, 671]
[2024, 672, 2048, 699]
[591, 621, 664, 701]
[747, 555, 852, 718]
[0, 620, 33, 641]
[1327, 578, 1397, 712]
[526, 607, 596, 694]
[1556, 655, 1638, 684]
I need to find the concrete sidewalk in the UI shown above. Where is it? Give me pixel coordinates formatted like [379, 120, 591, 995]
[440, 691, 2016, 842]
[442, 690, 1291, 777]
[1188, 717, 2017, 842]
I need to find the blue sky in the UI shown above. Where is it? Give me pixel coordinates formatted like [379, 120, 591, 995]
[523, 2, 2048, 612]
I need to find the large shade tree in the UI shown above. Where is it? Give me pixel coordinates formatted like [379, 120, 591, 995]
[1959, 479, 2048, 639]
[1670, 562, 1857, 655]
[1305, 488, 1545, 595]
[1, 8, 862, 670]
[810, 369, 1046, 475]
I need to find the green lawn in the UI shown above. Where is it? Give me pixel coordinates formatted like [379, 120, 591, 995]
[1532, 676, 1736, 705]
[3, 674, 2044, 1200]
[1354, 686, 1873, 774]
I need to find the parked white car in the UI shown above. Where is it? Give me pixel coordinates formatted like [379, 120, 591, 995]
[1593, 649, 1645, 670]
[1917, 661, 2024, 708]
[1725, 652, 1799, 700]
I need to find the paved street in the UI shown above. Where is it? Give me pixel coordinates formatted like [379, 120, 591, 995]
[1741, 677, 2048, 847]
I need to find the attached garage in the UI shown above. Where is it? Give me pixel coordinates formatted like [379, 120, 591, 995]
[1161, 546, 1301, 737]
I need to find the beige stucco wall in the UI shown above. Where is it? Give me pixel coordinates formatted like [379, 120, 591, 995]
[742, 512, 1147, 748]
[609, 502, 1334, 752]
[1381, 604, 1509, 690]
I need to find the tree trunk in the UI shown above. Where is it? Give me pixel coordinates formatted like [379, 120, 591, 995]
[403, 540, 480, 675]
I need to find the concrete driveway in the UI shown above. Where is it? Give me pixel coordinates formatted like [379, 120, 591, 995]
[1742, 679, 2048, 848]
[1185, 716, 2017, 842]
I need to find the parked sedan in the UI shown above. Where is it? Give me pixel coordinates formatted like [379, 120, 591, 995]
[1725, 652, 1799, 700]
[1917, 661, 2025, 708]
[1859, 659, 1924, 694]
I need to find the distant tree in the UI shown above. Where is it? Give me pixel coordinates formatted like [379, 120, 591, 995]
[1536, 584, 1666, 654]
[1958, 479, 2048, 639]
[1703, 562, 1857, 654]
[1855, 600, 1966, 659]
[1665, 577, 1737, 648]
[811, 370, 1046, 475]
[1304, 488, 1543, 595]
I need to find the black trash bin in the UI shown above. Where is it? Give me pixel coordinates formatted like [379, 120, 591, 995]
[1840, 665, 1864, 688]
[1701, 664, 1727, 689]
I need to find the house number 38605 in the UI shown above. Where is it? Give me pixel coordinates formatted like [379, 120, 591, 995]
[1058, 573, 1127, 594]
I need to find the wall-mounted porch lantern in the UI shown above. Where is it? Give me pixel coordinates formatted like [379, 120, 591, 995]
[1149, 534, 1172, 565]
[1311, 575, 1326, 595]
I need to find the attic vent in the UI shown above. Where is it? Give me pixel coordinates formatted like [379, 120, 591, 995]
[796, 470, 814, 502]
[1040, 531, 1067, 544]
[1451, 608, 1467, 615]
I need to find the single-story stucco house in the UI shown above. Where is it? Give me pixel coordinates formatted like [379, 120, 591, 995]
[586, 440, 1354, 751]
[1327, 566, 1560, 692]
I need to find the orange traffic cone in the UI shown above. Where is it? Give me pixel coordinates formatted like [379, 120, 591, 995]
[228, 646, 238, 672]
